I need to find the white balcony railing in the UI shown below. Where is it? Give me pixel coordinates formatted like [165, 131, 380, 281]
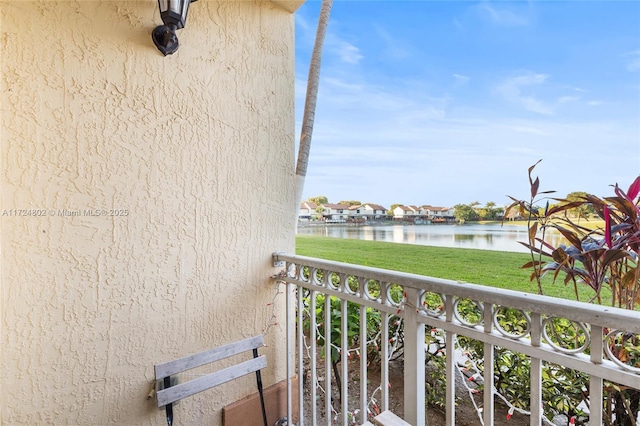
[274, 252, 640, 426]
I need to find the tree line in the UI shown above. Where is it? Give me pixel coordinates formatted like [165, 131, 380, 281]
[455, 192, 596, 223]
[307, 192, 595, 223]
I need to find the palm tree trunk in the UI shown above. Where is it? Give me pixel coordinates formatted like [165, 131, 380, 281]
[294, 0, 333, 224]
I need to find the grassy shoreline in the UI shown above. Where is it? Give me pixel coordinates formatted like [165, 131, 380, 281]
[295, 235, 604, 302]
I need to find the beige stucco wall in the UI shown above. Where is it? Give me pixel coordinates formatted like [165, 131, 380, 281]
[0, 1, 300, 424]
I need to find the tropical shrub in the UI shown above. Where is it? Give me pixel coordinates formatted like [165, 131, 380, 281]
[505, 161, 640, 425]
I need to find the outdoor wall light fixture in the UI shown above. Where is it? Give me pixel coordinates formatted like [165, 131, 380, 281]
[152, 0, 197, 56]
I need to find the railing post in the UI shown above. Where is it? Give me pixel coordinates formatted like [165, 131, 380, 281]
[324, 291, 332, 426]
[287, 281, 295, 426]
[310, 290, 318, 425]
[483, 303, 494, 426]
[340, 296, 349, 426]
[359, 302, 368, 424]
[590, 325, 604, 425]
[297, 286, 305, 426]
[445, 295, 455, 426]
[530, 313, 542, 426]
[381, 310, 390, 412]
[403, 287, 425, 425]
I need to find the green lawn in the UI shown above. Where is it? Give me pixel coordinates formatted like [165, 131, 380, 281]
[296, 235, 604, 302]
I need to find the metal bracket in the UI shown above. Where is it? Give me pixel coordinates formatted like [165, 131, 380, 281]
[273, 252, 285, 268]
[155, 376, 179, 410]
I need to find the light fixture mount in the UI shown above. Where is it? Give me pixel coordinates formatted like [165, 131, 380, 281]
[152, 0, 197, 56]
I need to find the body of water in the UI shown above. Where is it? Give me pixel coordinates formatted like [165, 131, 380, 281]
[297, 223, 565, 253]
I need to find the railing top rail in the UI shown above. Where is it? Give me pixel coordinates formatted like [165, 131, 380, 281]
[274, 252, 640, 333]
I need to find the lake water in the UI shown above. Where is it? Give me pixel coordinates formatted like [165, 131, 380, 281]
[297, 223, 565, 253]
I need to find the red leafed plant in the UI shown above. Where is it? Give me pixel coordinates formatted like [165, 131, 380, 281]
[506, 160, 640, 309]
[506, 160, 640, 425]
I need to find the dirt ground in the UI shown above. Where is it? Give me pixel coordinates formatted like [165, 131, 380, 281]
[301, 356, 532, 426]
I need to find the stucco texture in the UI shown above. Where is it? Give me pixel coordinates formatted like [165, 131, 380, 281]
[0, 1, 299, 424]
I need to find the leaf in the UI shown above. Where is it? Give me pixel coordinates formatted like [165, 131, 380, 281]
[522, 260, 544, 268]
[554, 226, 583, 250]
[528, 159, 542, 179]
[546, 201, 584, 216]
[531, 176, 540, 198]
[618, 348, 628, 363]
[621, 268, 638, 289]
[601, 249, 630, 270]
[536, 237, 557, 254]
[551, 247, 569, 264]
[542, 261, 560, 272]
[604, 196, 638, 222]
[518, 241, 552, 257]
[626, 176, 640, 200]
[528, 222, 538, 244]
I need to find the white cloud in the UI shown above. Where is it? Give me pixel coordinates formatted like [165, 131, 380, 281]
[624, 50, 640, 72]
[322, 77, 365, 92]
[294, 13, 311, 33]
[453, 73, 470, 86]
[510, 126, 548, 136]
[495, 73, 554, 115]
[331, 39, 364, 65]
[294, 13, 316, 47]
[476, 2, 529, 26]
[297, 12, 364, 66]
[373, 24, 410, 60]
[628, 59, 640, 72]
[558, 96, 580, 103]
[300, 108, 638, 206]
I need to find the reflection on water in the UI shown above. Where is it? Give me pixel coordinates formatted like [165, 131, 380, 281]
[297, 223, 565, 253]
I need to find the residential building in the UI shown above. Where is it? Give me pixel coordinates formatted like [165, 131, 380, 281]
[362, 203, 388, 220]
[299, 201, 318, 221]
[299, 201, 454, 223]
[319, 203, 349, 222]
[348, 204, 365, 221]
[343, 203, 388, 222]
[422, 205, 455, 222]
[393, 205, 420, 221]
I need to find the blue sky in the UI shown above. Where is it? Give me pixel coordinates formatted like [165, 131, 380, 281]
[294, 1, 640, 208]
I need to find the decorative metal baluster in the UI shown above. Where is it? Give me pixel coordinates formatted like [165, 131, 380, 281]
[590, 325, 604, 425]
[359, 300, 368, 425]
[325, 291, 332, 426]
[445, 294, 456, 426]
[310, 290, 318, 425]
[403, 287, 425, 425]
[530, 312, 543, 426]
[340, 295, 348, 426]
[297, 287, 305, 426]
[286, 279, 295, 426]
[483, 303, 494, 426]
[381, 308, 390, 413]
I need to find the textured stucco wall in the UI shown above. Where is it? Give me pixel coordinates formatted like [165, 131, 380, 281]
[0, 1, 299, 424]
